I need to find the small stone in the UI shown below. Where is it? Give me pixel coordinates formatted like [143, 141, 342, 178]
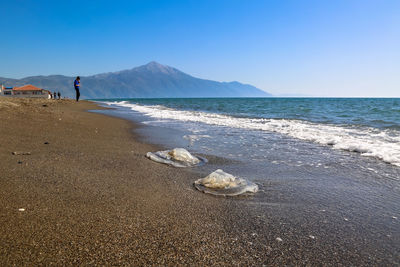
[392, 216, 398, 220]
[276, 237, 283, 242]
[18, 161, 23, 164]
[12, 152, 31, 155]
[309, 235, 316, 239]
[18, 208, 25, 212]
[44, 142, 49, 145]
[344, 218, 349, 221]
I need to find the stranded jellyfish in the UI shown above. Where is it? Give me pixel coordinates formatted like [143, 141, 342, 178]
[194, 169, 258, 196]
[146, 148, 207, 167]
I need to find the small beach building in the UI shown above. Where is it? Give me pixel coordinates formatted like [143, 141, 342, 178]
[8, 84, 51, 99]
[0, 85, 14, 96]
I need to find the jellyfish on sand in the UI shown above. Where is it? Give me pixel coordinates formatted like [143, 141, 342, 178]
[146, 148, 207, 167]
[194, 169, 258, 196]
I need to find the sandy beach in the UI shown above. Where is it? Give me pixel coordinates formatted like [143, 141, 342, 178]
[0, 98, 399, 266]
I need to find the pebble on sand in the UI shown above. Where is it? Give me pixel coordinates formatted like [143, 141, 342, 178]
[18, 208, 25, 212]
[12, 151, 31, 155]
[276, 237, 283, 242]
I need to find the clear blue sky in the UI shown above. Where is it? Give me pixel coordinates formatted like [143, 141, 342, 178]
[1, 0, 399, 97]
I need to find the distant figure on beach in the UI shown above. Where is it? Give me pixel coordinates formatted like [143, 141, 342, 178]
[53, 91, 57, 99]
[74, 76, 80, 101]
[57, 92, 61, 99]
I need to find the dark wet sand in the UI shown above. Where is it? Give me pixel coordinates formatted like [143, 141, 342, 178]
[0, 98, 399, 266]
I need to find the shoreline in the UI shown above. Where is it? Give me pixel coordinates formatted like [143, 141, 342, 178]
[0, 98, 398, 265]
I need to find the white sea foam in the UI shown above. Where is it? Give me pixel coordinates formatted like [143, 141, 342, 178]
[108, 101, 400, 167]
[183, 134, 211, 146]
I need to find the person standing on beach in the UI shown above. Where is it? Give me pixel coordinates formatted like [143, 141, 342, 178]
[57, 91, 61, 99]
[74, 76, 80, 101]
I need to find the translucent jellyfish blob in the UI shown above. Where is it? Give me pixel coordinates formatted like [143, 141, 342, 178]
[146, 148, 207, 168]
[194, 169, 258, 196]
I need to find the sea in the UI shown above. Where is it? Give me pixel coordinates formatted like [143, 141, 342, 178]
[96, 98, 400, 179]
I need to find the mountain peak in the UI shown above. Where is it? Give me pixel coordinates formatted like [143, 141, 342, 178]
[136, 61, 178, 75]
[145, 61, 164, 67]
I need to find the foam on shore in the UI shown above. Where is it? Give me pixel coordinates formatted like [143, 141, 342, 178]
[106, 101, 400, 167]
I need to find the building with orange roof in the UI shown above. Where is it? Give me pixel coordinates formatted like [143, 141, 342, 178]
[1, 84, 51, 99]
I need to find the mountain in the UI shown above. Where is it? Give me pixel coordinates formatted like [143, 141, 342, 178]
[0, 62, 271, 99]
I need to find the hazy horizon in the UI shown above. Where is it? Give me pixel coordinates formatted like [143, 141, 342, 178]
[1, 0, 399, 97]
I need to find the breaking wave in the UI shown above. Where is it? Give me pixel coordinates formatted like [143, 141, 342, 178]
[106, 101, 400, 167]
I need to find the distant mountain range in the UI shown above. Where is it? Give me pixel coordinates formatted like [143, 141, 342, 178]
[0, 62, 271, 99]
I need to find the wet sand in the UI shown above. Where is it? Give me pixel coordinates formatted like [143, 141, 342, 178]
[0, 97, 398, 266]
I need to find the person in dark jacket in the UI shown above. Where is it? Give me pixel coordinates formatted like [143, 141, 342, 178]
[74, 76, 80, 101]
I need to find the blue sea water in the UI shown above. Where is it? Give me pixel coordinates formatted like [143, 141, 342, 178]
[96, 98, 400, 182]
[103, 98, 400, 130]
